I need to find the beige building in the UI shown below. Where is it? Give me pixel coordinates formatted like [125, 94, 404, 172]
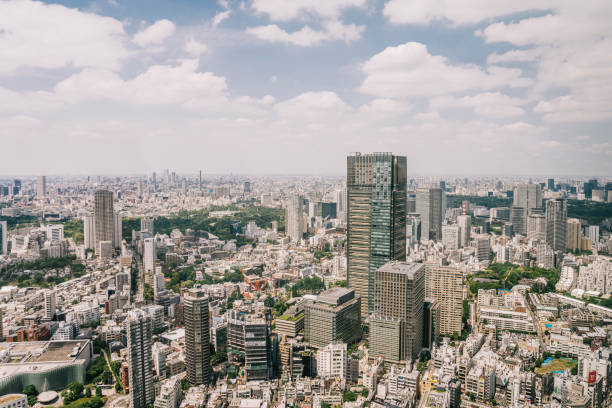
[370, 261, 424, 363]
[425, 262, 463, 336]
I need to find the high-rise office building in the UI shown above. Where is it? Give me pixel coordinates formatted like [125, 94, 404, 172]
[94, 190, 114, 255]
[513, 183, 542, 211]
[416, 187, 444, 242]
[424, 262, 463, 336]
[184, 288, 211, 385]
[286, 195, 304, 242]
[547, 178, 555, 191]
[227, 310, 271, 381]
[37, 176, 46, 197]
[83, 215, 95, 250]
[457, 215, 471, 248]
[304, 287, 361, 348]
[527, 213, 546, 241]
[566, 218, 582, 251]
[512, 184, 542, 233]
[127, 309, 154, 408]
[0, 220, 7, 255]
[510, 206, 527, 235]
[347, 152, 407, 318]
[546, 199, 567, 252]
[370, 261, 424, 363]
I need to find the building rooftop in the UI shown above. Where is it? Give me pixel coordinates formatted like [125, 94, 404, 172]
[316, 287, 354, 306]
[376, 261, 423, 279]
[0, 395, 25, 404]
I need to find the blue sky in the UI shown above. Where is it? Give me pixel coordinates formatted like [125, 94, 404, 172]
[1, 0, 611, 176]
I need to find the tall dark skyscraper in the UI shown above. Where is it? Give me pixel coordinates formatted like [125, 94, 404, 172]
[184, 288, 211, 386]
[94, 189, 114, 254]
[347, 152, 407, 318]
[546, 198, 567, 252]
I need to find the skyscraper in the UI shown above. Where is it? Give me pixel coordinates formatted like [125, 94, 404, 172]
[546, 199, 567, 252]
[347, 152, 407, 318]
[37, 175, 46, 197]
[416, 187, 444, 242]
[286, 195, 304, 242]
[424, 262, 463, 336]
[127, 310, 154, 408]
[370, 261, 424, 363]
[512, 184, 542, 234]
[184, 288, 211, 386]
[94, 190, 114, 255]
[0, 220, 7, 255]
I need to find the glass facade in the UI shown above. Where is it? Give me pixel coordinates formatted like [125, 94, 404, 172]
[347, 153, 407, 318]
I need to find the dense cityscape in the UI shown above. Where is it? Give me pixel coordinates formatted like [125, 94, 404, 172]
[1, 0, 611, 408]
[1, 161, 612, 408]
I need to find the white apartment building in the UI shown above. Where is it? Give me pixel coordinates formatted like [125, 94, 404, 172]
[316, 342, 347, 379]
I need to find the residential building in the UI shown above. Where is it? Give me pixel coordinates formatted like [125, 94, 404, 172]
[94, 190, 114, 255]
[316, 342, 347, 379]
[286, 195, 304, 242]
[184, 288, 211, 386]
[424, 263, 463, 336]
[127, 310, 155, 408]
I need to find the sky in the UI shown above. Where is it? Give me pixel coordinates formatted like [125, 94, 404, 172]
[0, 0, 611, 176]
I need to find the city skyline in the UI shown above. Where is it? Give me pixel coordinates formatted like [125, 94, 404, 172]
[1, 1, 611, 176]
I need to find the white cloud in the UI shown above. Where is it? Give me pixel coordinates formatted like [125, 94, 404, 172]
[0, 0, 129, 74]
[482, 2, 612, 122]
[184, 38, 209, 56]
[54, 59, 229, 109]
[274, 91, 351, 119]
[213, 10, 232, 28]
[383, 0, 551, 25]
[250, 0, 366, 21]
[359, 98, 411, 115]
[358, 42, 531, 98]
[133, 19, 176, 47]
[430, 92, 526, 118]
[247, 20, 363, 46]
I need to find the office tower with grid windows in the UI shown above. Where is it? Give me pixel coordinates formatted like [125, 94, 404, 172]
[512, 184, 542, 234]
[369, 262, 424, 363]
[546, 198, 567, 252]
[416, 188, 445, 242]
[184, 288, 211, 385]
[347, 152, 407, 318]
